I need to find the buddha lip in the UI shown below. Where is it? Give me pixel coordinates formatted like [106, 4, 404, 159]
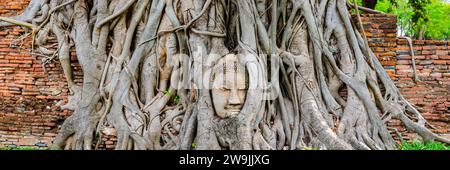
[225, 105, 242, 110]
[226, 109, 241, 112]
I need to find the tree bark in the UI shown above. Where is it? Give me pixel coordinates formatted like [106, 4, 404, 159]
[1, 0, 448, 150]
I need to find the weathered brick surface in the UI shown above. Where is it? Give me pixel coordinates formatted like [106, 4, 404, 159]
[0, 0, 74, 148]
[0, 3, 448, 148]
[356, 14, 450, 141]
[0, 0, 30, 16]
[352, 14, 398, 77]
[394, 39, 450, 135]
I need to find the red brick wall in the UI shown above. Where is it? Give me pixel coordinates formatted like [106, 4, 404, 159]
[1, 1, 131, 150]
[357, 14, 450, 140]
[0, 0, 74, 148]
[0, 0, 30, 16]
[354, 13, 398, 77]
[0, 3, 448, 148]
[395, 39, 450, 134]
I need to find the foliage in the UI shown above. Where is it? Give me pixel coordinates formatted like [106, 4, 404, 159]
[424, 0, 450, 39]
[173, 95, 180, 105]
[2, 0, 445, 150]
[374, 0, 397, 13]
[398, 140, 449, 150]
[356, 0, 364, 6]
[375, 0, 450, 40]
[409, 0, 430, 39]
[0, 147, 47, 150]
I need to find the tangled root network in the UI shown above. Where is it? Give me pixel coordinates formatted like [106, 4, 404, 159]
[1, 0, 448, 150]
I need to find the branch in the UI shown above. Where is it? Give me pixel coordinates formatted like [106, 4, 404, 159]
[0, 17, 37, 50]
[352, 0, 373, 68]
[347, 2, 386, 14]
[147, 0, 213, 40]
[0, 16, 37, 30]
[36, 0, 78, 31]
[95, 0, 137, 29]
[398, 37, 420, 82]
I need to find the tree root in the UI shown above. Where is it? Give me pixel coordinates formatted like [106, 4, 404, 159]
[2, 0, 447, 150]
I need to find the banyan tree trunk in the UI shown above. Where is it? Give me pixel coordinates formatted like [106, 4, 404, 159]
[1, 0, 448, 150]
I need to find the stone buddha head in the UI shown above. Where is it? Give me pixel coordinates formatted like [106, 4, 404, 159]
[210, 54, 248, 119]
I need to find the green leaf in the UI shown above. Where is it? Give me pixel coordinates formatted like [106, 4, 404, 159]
[399, 140, 449, 150]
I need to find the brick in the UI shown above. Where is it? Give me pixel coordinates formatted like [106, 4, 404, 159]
[9, 59, 32, 64]
[430, 73, 442, 78]
[436, 50, 448, 55]
[397, 60, 411, 65]
[396, 65, 411, 70]
[17, 137, 38, 146]
[414, 40, 426, 44]
[429, 55, 440, 59]
[422, 45, 435, 50]
[433, 60, 447, 65]
[380, 52, 397, 57]
[397, 46, 411, 51]
[443, 73, 450, 77]
[422, 51, 435, 55]
[381, 60, 396, 66]
[0, 63, 19, 67]
[396, 55, 411, 60]
[0, 48, 15, 53]
[418, 60, 433, 65]
[22, 92, 39, 96]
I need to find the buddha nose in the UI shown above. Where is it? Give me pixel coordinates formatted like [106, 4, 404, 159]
[228, 88, 241, 105]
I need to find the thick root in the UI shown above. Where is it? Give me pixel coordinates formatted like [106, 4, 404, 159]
[2, 0, 446, 150]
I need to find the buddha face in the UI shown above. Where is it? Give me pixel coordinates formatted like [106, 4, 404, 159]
[211, 54, 247, 119]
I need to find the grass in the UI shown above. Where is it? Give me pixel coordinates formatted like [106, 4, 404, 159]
[0, 140, 447, 150]
[398, 140, 449, 150]
[0, 147, 48, 150]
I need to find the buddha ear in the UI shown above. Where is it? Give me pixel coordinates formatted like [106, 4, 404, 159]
[245, 69, 250, 89]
